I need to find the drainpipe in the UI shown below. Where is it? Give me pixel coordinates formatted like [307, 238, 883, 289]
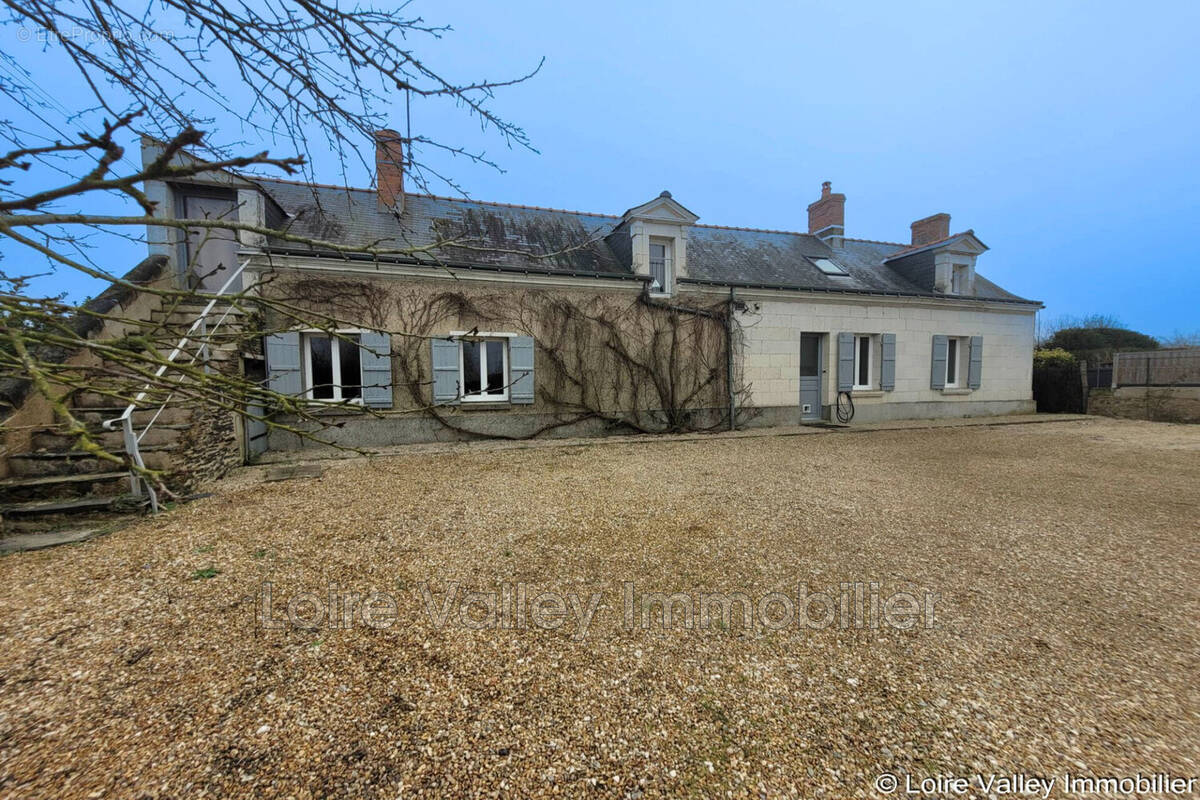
[727, 287, 737, 431]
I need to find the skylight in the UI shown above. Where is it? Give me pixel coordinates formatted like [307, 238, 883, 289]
[812, 258, 849, 276]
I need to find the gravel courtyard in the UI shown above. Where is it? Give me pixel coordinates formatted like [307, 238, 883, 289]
[1, 417, 1197, 798]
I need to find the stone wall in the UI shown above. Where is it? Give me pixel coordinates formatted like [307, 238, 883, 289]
[1089, 386, 1200, 424]
[169, 404, 243, 492]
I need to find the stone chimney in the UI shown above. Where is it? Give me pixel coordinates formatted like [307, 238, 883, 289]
[807, 181, 845, 247]
[375, 129, 405, 211]
[910, 213, 950, 247]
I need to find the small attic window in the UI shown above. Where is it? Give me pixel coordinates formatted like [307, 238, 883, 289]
[812, 258, 849, 276]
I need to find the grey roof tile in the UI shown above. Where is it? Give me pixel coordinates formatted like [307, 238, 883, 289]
[253, 178, 1035, 304]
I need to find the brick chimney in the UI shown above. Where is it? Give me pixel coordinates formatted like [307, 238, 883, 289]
[910, 213, 950, 247]
[807, 181, 845, 247]
[375, 129, 405, 211]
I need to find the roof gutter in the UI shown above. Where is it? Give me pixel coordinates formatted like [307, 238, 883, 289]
[680, 277, 1042, 307]
[263, 247, 651, 283]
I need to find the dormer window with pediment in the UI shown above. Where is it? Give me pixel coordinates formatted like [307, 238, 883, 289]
[605, 190, 700, 297]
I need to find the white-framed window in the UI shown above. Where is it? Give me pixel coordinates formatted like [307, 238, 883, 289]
[303, 332, 362, 402]
[853, 334, 875, 390]
[950, 264, 969, 295]
[945, 336, 967, 387]
[460, 338, 509, 401]
[648, 238, 673, 295]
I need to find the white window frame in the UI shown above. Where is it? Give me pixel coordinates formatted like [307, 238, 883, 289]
[945, 336, 967, 388]
[853, 334, 875, 390]
[458, 337, 510, 402]
[302, 330, 364, 403]
[950, 264, 969, 295]
[648, 237, 673, 296]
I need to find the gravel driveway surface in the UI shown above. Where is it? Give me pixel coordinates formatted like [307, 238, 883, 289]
[0, 417, 1197, 798]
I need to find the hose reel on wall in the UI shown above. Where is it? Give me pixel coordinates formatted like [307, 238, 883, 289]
[836, 390, 855, 424]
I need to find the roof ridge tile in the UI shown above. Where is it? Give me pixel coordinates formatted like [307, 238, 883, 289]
[841, 236, 907, 247]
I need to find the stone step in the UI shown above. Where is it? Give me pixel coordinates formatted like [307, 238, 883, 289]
[0, 471, 131, 504]
[153, 299, 247, 315]
[7, 447, 176, 478]
[71, 390, 133, 410]
[145, 313, 248, 335]
[1, 494, 139, 518]
[0, 526, 111, 554]
[146, 316, 247, 341]
[31, 424, 188, 452]
[72, 405, 194, 427]
[73, 390, 215, 411]
[105, 333, 243, 360]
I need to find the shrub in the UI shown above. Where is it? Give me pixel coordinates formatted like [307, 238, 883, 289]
[1034, 348, 1076, 367]
[1044, 327, 1158, 364]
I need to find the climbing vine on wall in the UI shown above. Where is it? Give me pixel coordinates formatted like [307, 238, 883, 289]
[278, 276, 758, 439]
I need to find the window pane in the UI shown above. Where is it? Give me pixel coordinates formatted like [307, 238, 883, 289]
[649, 243, 667, 291]
[339, 335, 362, 400]
[485, 340, 505, 394]
[649, 262, 665, 290]
[800, 335, 819, 377]
[813, 258, 849, 276]
[947, 339, 958, 384]
[462, 341, 482, 395]
[309, 336, 334, 399]
[857, 337, 870, 386]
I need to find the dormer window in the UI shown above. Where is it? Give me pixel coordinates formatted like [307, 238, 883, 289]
[612, 191, 698, 298]
[649, 239, 672, 295]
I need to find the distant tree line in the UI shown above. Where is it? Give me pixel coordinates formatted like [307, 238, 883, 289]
[1037, 313, 1198, 365]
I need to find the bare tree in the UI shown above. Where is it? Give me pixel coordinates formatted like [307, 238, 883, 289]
[0, 0, 542, 495]
[1158, 331, 1200, 349]
[1036, 312, 1126, 346]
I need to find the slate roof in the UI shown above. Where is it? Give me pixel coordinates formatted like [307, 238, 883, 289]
[254, 178, 1036, 304]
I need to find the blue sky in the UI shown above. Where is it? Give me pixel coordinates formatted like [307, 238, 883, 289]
[6, 0, 1198, 337]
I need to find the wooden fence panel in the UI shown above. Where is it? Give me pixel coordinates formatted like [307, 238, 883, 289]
[1114, 349, 1200, 387]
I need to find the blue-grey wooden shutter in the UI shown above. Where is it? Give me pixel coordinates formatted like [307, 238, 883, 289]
[880, 333, 897, 391]
[431, 338, 460, 403]
[968, 335, 983, 389]
[930, 335, 948, 390]
[836, 332, 855, 392]
[359, 330, 393, 408]
[265, 332, 302, 397]
[509, 336, 535, 404]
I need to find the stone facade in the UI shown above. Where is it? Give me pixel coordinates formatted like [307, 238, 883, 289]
[256, 263, 1037, 451]
[735, 291, 1035, 421]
